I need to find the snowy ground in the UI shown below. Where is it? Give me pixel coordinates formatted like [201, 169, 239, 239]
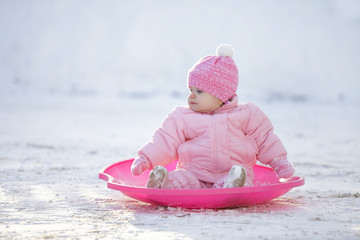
[0, 94, 359, 239]
[1, 0, 360, 239]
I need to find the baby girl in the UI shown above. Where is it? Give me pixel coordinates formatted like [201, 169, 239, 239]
[131, 44, 295, 189]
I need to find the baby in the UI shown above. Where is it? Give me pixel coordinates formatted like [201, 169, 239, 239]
[131, 44, 295, 189]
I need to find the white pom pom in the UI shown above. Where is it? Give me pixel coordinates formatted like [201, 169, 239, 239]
[216, 44, 234, 57]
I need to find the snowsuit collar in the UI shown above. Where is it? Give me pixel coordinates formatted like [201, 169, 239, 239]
[210, 94, 239, 115]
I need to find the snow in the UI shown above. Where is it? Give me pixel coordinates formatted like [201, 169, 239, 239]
[0, 0, 360, 239]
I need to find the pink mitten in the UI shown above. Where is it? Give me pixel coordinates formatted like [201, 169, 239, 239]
[131, 156, 152, 176]
[269, 156, 295, 179]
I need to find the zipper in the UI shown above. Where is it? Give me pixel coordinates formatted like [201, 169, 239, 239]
[211, 115, 217, 182]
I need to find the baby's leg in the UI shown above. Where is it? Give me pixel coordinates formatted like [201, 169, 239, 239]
[223, 165, 246, 188]
[213, 166, 254, 188]
[167, 169, 203, 189]
[146, 166, 169, 188]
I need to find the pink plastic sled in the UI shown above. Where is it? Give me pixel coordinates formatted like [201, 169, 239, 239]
[99, 159, 304, 209]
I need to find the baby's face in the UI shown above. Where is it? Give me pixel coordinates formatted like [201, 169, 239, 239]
[188, 87, 223, 113]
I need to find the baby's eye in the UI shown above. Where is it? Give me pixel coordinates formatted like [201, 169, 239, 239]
[197, 90, 203, 94]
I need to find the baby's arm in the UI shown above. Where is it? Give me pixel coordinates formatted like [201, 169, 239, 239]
[245, 103, 294, 178]
[131, 107, 186, 175]
[268, 156, 294, 179]
[131, 156, 152, 176]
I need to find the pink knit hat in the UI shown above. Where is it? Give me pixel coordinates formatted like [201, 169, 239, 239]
[188, 44, 239, 103]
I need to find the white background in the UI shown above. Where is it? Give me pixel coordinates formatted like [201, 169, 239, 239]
[1, 0, 359, 239]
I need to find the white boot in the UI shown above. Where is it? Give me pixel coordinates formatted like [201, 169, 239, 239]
[146, 166, 169, 189]
[223, 165, 247, 188]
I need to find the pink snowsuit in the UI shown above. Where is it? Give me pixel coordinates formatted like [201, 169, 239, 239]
[138, 95, 287, 189]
